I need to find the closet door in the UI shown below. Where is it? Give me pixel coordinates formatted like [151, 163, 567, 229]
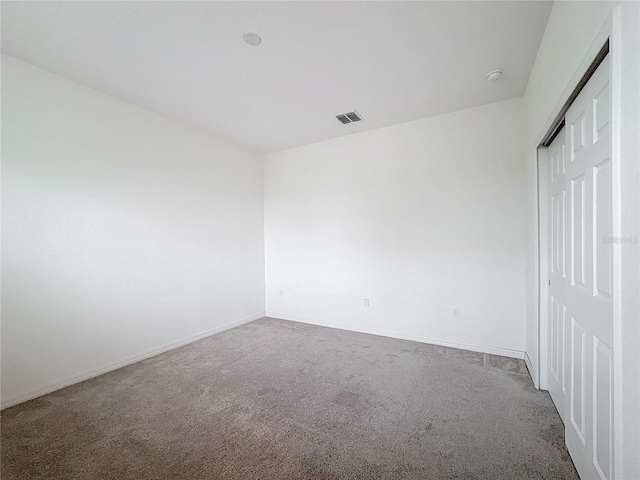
[564, 54, 613, 480]
[547, 125, 567, 423]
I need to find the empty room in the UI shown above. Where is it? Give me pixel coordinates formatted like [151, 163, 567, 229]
[1, 1, 639, 479]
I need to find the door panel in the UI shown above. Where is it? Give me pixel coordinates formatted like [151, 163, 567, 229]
[570, 316, 586, 445]
[593, 158, 612, 299]
[570, 173, 586, 287]
[593, 337, 613, 480]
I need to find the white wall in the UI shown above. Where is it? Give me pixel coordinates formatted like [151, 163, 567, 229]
[265, 98, 527, 357]
[1, 56, 266, 408]
[523, 2, 640, 477]
[615, 5, 640, 476]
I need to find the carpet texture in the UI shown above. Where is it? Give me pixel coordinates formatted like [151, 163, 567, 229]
[1, 317, 578, 479]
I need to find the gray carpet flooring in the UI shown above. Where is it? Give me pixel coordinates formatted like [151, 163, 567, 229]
[1, 317, 578, 479]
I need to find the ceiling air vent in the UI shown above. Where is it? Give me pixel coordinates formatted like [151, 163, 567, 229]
[336, 111, 363, 124]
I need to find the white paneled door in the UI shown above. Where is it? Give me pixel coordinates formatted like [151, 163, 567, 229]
[548, 124, 567, 423]
[548, 55, 613, 480]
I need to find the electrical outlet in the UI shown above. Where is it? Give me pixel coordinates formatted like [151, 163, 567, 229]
[452, 307, 460, 317]
[364, 298, 370, 307]
[279, 289, 284, 297]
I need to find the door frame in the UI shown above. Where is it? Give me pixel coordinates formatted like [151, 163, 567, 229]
[535, 5, 640, 478]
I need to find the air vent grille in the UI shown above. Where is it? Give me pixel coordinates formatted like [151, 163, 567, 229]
[336, 111, 362, 124]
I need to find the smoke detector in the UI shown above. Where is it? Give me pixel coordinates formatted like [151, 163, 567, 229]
[336, 111, 363, 124]
[243, 32, 262, 46]
[486, 70, 504, 81]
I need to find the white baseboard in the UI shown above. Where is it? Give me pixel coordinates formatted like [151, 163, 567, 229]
[266, 312, 525, 360]
[1, 312, 265, 410]
[524, 351, 539, 389]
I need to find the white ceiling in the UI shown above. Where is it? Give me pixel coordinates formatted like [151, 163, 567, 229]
[1, 1, 552, 153]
